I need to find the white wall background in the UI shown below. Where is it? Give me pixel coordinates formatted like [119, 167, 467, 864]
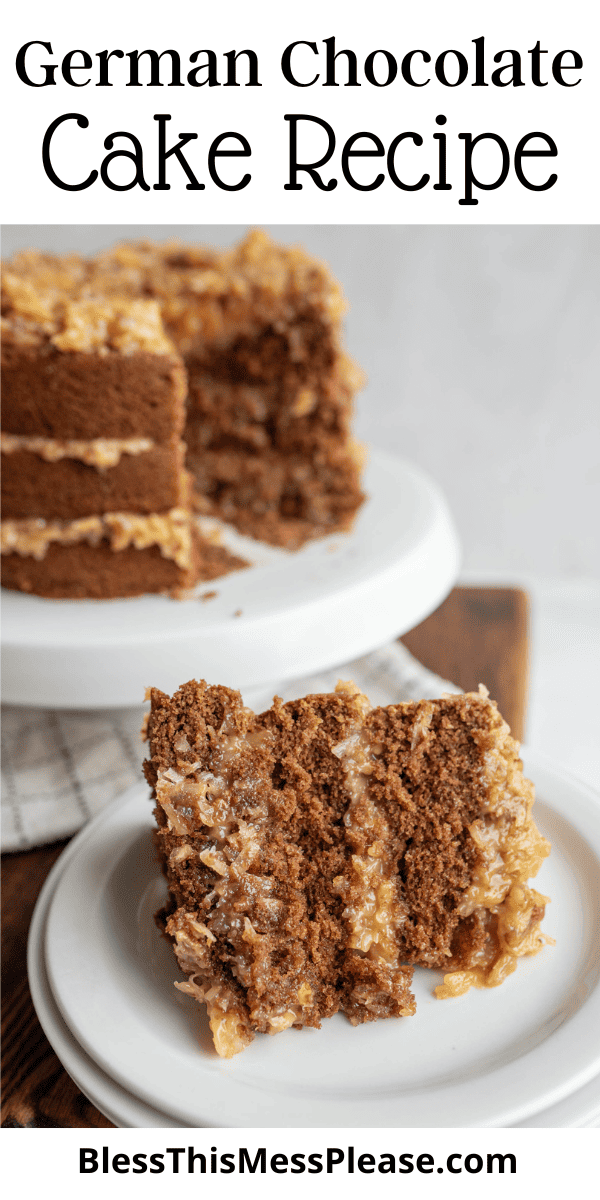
[3, 224, 598, 581]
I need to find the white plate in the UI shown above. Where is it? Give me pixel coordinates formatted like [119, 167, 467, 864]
[42, 749, 600, 1127]
[2, 451, 460, 708]
[27, 811, 600, 1132]
[28, 851, 182, 1128]
[29, 795, 600, 1133]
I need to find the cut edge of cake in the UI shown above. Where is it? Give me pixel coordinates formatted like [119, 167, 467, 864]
[1, 231, 365, 598]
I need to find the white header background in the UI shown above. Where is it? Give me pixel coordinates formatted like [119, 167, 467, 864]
[1, 0, 599, 223]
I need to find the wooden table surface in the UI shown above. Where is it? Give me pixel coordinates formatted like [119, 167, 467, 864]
[1, 585, 528, 1129]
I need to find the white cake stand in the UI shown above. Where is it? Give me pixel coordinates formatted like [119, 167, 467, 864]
[1, 450, 460, 709]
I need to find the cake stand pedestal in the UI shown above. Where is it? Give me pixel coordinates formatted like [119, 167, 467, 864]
[1, 450, 460, 709]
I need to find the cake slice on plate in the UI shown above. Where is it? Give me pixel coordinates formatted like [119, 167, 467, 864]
[144, 680, 551, 1057]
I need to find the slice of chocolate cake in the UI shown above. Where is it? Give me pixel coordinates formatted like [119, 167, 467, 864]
[144, 681, 551, 1057]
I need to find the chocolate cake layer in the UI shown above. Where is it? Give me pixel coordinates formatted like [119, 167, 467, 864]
[1, 345, 186, 441]
[2, 441, 185, 521]
[1, 526, 246, 599]
[1, 540, 185, 599]
[146, 680, 551, 1056]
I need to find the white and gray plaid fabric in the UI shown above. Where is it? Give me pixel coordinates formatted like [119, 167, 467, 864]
[1, 641, 459, 852]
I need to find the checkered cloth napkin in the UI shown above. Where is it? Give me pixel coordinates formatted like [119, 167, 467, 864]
[1, 642, 460, 852]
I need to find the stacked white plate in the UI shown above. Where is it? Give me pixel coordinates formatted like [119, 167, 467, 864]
[29, 750, 600, 1128]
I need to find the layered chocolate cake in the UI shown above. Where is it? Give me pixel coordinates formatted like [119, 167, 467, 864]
[145, 680, 551, 1057]
[1, 232, 364, 598]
